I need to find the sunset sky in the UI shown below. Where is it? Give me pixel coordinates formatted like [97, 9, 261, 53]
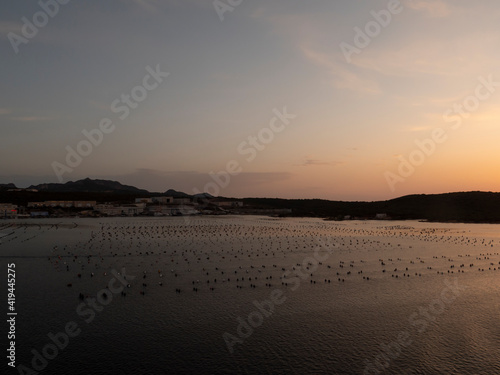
[2, 0, 500, 200]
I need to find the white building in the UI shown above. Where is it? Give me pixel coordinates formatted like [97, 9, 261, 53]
[73, 201, 96, 208]
[146, 204, 198, 216]
[28, 202, 45, 208]
[45, 201, 74, 208]
[28, 201, 96, 208]
[95, 204, 143, 216]
[152, 196, 174, 204]
[0, 204, 18, 218]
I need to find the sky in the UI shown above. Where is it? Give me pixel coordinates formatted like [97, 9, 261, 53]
[2, 0, 500, 201]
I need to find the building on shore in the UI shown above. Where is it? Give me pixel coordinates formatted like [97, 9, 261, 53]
[28, 201, 96, 208]
[73, 201, 97, 208]
[233, 208, 292, 215]
[152, 197, 174, 204]
[212, 200, 244, 208]
[0, 204, 18, 218]
[7, 188, 38, 192]
[145, 204, 199, 216]
[94, 204, 143, 216]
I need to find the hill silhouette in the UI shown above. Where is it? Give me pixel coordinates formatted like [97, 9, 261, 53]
[28, 178, 149, 194]
[243, 192, 500, 222]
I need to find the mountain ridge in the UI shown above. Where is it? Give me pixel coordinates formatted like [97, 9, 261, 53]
[28, 178, 149, 194]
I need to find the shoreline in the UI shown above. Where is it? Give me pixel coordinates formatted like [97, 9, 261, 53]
[4, 214, 500, 225]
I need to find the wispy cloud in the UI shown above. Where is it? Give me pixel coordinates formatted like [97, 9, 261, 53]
[403, 126, 434, 132]
[0, 21, 21, 37]
[350, 36, 496, 79]
[248, 7, 380, 95]
[300, 45, 381, 94]
[297, 158, 343, 167]
[0, 108, 12, 115]
[11, 116, 53, 122]
[405, 0, 452, 18]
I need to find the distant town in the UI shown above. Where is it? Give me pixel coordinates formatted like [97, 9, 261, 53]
[0, 178, 297, 219]
[0, 195, 294, 219]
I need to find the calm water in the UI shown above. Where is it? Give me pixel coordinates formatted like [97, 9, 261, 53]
[1, 216, 500, 374]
